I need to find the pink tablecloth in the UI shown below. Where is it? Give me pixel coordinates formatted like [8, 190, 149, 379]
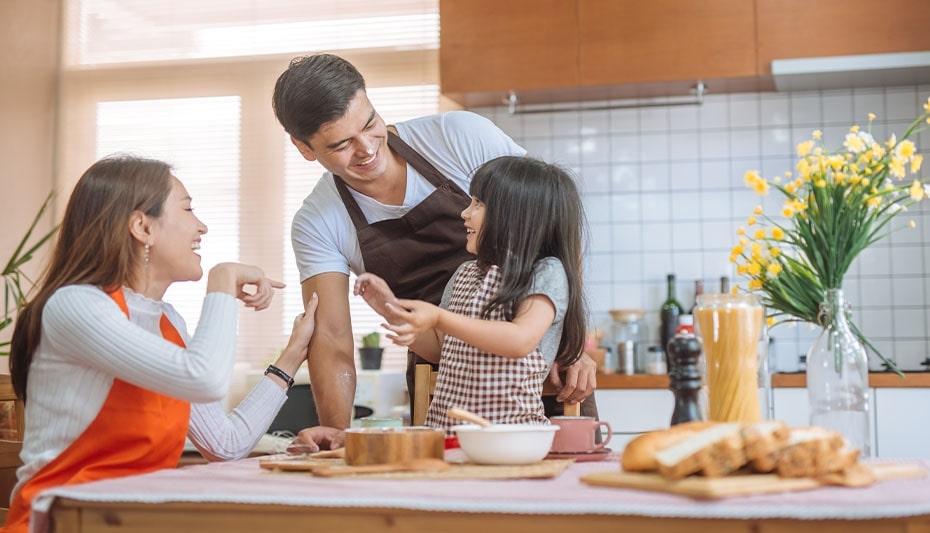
[32, 456, 930, 532]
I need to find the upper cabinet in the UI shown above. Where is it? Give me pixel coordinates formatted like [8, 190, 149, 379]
[439, 0, 580, 107]
[439, 0, 930, 108]
[757, 0, 930, 75]
[578, 0, 756, 86]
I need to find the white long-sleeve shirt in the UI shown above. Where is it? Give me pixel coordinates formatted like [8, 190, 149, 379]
[14, 285, 287, 497]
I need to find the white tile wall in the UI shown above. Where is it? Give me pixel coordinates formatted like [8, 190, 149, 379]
[474, 85, 930, 372]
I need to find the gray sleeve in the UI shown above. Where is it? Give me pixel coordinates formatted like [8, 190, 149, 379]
[440, 262, 470, 309]
[528, 257, 569, 365]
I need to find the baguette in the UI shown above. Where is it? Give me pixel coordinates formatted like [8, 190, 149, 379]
[775, 427, 851, 478]
[654, 423, 745, 480]
[741, 420, 790, 473]
[620, 421, 715, 472]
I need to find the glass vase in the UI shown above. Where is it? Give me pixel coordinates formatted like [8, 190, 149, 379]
[806, 288, 871, 457]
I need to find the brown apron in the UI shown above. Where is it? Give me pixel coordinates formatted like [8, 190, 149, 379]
[334, 132, 473, 413]
[334, 131, 598, 421]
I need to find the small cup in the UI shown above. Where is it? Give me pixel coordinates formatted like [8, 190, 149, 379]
[358, 417, 403, 428]
[548, 416, 612, 453]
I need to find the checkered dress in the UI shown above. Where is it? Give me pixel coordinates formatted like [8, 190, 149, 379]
[426, 261, 550, 435]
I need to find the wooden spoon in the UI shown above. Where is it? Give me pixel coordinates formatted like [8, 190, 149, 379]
[446, 407, 493, 427]
[310, 458, 450, 477]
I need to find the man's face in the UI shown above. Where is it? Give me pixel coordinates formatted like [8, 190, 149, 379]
[296, 90, 390, 188]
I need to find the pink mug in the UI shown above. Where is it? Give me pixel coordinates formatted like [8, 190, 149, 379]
[549, 416, 612, 453]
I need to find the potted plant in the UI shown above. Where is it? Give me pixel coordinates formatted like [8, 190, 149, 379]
[358, 331, 383, 370]
[2, 192, 58, 356]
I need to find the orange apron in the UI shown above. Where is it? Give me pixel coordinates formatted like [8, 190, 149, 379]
[3, 288, 191, 532]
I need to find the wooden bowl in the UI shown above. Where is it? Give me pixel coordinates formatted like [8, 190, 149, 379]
[344, 427, 445, 466]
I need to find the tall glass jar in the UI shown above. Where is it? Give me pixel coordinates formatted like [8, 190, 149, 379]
[693, 293, 764, 422]
[608, 309, 646, 374]
[807, 288, 870, 456]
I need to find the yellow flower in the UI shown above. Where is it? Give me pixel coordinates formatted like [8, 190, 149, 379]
[770, 246, 782, 257]
[767, 263, 783, 276]
[736, 226, 746, 235]
[912, 154, 923, 173]
[867, 196, 882, 208]
[753, 205, 763, 215]
[736, 263, 748, 275]
[885, 134, 897, 149]
[850, 125, 860, 133]
[909, 220, 917, 228]
[772, 227, 785, 240]
[868, 113, 876, 121]
[748, 279, 763, 290]
[753, 179, 770, 196]
[754, 229, 766, 240]
[766, 316, 776, 327]
[784, 182, 796, 194]
[896, 140, 916, 159]
[812, 130, 823, 139]
[890, 159, 906, 179]
[796, 140, 815, 157]
[910, 180, 925, 201]
[747, 216, 757, 226]
[744, 170, 761, 186]
[815, 179, 827, 188]
[924, 97, 930, 114]
[731, 245, 743, 256]
[750, 242, 762, 256]
[782, 205, 794, 217]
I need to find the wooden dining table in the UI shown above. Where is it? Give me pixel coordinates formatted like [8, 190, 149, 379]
[38, 454, 930, 533]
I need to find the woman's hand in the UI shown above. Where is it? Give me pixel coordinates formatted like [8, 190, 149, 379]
[381, 299, 441, 346]
[207, 262, 285, 311]
[271, 293, 319, 381]
[353, 273, 397, 317]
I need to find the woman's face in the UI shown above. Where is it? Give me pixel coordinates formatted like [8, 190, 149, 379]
[146, 177, 208, 295]
[461, 196, 486, 255]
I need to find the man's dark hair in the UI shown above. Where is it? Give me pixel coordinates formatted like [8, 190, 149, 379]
[272, 53, 367, 143]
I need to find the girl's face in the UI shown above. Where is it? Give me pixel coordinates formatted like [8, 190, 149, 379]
[461, 196, 485, 254]
[146, 177, 208, 297]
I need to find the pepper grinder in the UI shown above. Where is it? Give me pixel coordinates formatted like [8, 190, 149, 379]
[667, 333, 704, 426]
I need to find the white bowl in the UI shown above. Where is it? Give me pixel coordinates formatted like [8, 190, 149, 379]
[453, 423, 559, 465]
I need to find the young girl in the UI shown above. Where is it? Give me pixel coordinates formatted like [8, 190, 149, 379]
[4, 155, 325, 533]
[354, 155, 587, 433]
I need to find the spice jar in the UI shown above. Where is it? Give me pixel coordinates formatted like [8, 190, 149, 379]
[608, 309, 646, 374]
[645, 345, 667, 375]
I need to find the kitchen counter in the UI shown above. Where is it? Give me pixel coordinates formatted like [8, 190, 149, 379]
[596, 372, 930, 389]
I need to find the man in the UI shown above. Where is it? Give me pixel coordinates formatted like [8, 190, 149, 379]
[272, 54, 597, 446]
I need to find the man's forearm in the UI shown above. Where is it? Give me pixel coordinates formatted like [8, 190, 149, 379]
[307, 347, 356, 428]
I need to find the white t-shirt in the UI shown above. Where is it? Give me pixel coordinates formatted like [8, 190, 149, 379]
[291, 111, 526, 282]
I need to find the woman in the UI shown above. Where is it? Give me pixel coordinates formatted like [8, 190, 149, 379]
[3, 155, 319, 532]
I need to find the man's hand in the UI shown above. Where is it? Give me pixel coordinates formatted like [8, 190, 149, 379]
[548, 352, 597, 404]
[294, 426, 346, 451]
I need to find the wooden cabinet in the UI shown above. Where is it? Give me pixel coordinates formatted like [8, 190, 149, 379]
[440, 0, 930, 108]
[577, 0, 757, 86]
[439, 0, 580, 106]
[757, 0, 930, 75]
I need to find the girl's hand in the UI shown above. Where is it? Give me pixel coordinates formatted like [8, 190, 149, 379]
[353, 273, 397, 316]
[382, 299, 440, 346]
[208, 262, 285, 311]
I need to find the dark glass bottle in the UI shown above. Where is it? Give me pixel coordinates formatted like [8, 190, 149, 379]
[659, 273, 683, 355]
[688, 280, 704, 315]
[720, 276, 730, 294]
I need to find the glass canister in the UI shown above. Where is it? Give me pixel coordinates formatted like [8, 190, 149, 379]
[608, 309, 646, 374]
[693, 293, 764, 422]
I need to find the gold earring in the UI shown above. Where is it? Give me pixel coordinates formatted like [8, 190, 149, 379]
[144, 242, 151, 268]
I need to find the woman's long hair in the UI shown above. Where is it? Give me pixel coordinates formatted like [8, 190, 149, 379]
[470, 156, 588, 368]
[10, 155, 173, 401]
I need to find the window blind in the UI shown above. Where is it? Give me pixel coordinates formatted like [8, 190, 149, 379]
[60, 0, 441, 376]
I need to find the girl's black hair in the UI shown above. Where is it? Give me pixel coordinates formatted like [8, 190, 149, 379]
[469, 156, 587, 368]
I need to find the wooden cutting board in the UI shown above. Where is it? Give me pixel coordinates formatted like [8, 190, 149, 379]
[579, 462, 927, 499]
[259, 453, 574, 479]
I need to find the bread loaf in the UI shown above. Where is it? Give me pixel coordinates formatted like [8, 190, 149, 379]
[620, 421, 714, 472]
[654, 423, 745, 480]
[619, 420, 864, 483]
[741, 420, 789, 473]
